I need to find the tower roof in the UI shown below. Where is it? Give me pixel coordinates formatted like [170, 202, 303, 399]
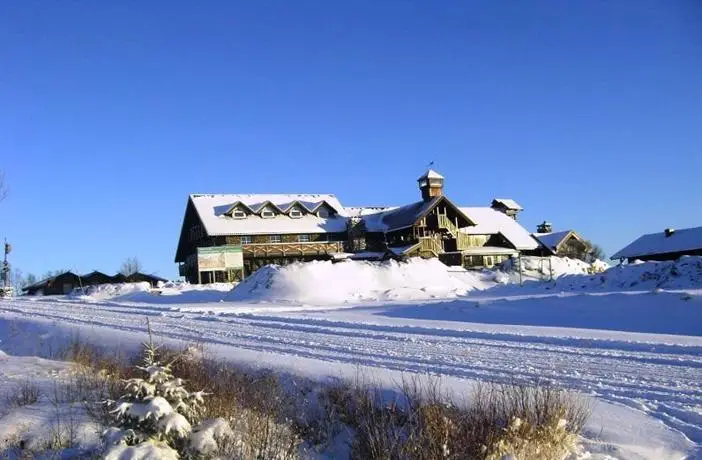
[417, 169, 444, 181]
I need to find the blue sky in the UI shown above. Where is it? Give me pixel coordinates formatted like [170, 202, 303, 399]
[1, 1, 701, 278]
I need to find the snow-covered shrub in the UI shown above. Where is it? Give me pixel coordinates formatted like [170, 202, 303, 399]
[102, 341, 236, 458]
[486, 416, 578, 460]
[320, 375, 589, 460]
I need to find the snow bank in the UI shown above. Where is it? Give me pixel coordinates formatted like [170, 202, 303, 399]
[496, 256, 702, 293]
[555, 255, 702, 291]
[226, 256, 702, 306]
[71, 281, 234, 304]
[78, 282, 152, 300]
[228, 258, 493, 305]
[498, 256, 600, 283]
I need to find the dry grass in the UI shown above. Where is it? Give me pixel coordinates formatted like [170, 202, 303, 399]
[63, 340, 301, 459]
[5, 379, 41, 408]
[318, 375, 591, 460]
[49, 338, 590, 460]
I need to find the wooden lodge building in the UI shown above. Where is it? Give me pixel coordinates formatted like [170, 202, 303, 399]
[175, 170, 545, 283]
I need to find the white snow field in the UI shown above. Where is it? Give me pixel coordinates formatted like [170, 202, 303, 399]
[1, 257, 701, 459]
[0, 352, 102, 455]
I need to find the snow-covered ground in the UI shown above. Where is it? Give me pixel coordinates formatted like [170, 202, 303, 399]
[1, 257, 701, 459]
[0, 352, 101, 455]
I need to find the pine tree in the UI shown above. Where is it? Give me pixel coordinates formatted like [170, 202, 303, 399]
[102, 338, 216, 459]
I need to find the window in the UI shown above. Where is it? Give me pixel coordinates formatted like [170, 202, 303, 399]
[240, 235, 252, 245]
[289, 208, 303, 218]
[261, 207, 275, 218]
[298, 234, 310, 242]
[232, 209, 247, 219]
[269, 235, 281, 243]
[317, 208, 330, 218]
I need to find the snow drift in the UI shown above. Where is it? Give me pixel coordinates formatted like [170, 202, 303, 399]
[70, 281, 234, 304]
[497, 256, 604, 284]
[551, 255, 702, 291]
[78, 282, 152, 299]
[228, 256, 701, 306]
[496, 256, 702, 292]
[228, 258, 493, 305]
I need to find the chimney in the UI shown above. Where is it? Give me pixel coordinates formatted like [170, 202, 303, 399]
[664, 228, 675, 237]
[536, 221, 552, 234]
[490, 199, 523, 220]
[417, 169, 445, 201]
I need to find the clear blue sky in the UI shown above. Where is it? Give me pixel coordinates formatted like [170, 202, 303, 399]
[1, 1, 701, 278]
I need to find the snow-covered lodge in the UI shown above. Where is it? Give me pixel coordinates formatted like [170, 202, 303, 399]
[174, 170, 545, 283]
[611, 226, 702, 263]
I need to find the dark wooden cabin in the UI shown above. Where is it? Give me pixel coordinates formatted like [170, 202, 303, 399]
[22, 271, 82, 296]
[81, 271, 114, 286]
[117, 272, 168, 287]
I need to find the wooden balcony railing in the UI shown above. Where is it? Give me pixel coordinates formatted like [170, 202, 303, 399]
[456, 233, 473, 251]
[418, 237, 442, 255]
[438, 214, 460, 236]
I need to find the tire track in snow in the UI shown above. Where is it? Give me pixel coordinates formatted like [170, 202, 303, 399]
[1, 298, 701, 445]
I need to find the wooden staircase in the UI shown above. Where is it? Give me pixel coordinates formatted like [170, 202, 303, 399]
[438, 215, 471, 250]
[418, 237, 442, 256]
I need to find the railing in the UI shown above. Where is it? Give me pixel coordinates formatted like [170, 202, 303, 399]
[438, 214, 459, 237]
[419, 237, 442, 255]
[456, 233, 473, 251]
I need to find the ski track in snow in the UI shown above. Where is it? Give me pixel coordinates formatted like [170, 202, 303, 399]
[1, 297, 701, 453]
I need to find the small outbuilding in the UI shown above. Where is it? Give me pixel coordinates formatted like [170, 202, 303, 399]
[22, 271, 82, 296]
[532, 222, 590, 259]
[118, 272, 168, 287]
[611, 226, 702, 263]
[81, 271, 115, 286]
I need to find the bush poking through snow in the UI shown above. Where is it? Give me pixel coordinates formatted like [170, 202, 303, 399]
[102, 340, 238, 458]
[320, 375, 590, 460]
[6, 378, 41, 407]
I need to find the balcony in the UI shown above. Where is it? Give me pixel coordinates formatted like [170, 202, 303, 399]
[243, 240, 345, 257]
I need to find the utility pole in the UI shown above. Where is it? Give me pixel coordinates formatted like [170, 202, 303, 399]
[518, 253, 523, 286]
[1, 239, 11, 295]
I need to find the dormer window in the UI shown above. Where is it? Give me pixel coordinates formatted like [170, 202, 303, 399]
[317, 208, 330, 218]
[289, 208, 303, 219]
[232, 209, 247, 219]
[261, 207, 276, 218]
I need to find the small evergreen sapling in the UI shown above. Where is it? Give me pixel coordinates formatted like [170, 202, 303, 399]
[102, 336, 221, 458]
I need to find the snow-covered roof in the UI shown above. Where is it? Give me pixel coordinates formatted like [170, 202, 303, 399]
[344, 206, 397, 218]
[387, 243, 420, 256]
[362, 196, 473, 233]
[460, 207, 540, 250]
[190, 194, 348, 236]
[491, 198, 523, 211]
[461, 246, 519, 255]
[611, 226, 702, 260]
[418, 169, 444, 180]
[533, 231, 574, 252]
